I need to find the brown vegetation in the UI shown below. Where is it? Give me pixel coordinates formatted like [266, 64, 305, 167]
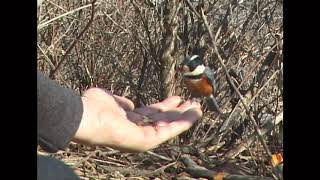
[37, 0, 283, 179]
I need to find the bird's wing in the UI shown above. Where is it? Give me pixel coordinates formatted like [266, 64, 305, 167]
[204, 67, 217, 90]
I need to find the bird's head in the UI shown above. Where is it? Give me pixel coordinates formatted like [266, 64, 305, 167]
[178, 55, 206, 77]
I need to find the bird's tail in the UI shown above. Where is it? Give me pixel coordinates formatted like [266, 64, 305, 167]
[207, 94, 223, 114]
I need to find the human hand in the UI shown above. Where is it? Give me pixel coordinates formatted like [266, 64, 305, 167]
[72, 88, 202, 152]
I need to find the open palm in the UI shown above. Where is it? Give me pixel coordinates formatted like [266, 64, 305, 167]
[73, 88, 202, 152]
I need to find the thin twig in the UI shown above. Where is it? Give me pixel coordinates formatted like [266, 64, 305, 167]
[180, 154, 273, 180]
[200, 9, 279, 179]
[49, 0, 97, 79]
[72, 149, 97, 168]
[149, 162, 176, 174]
[38, 2, 98, 30]
[37, 43, 55, 69]
[249, 69, 280, 106]
[90, 158, 127, 167]
[102, 11, 129, 33]
[219, 65, 280, 134]
[146, 150, 173, 161]
[185, 0, 201, 19]
[225, 111, 283, 158]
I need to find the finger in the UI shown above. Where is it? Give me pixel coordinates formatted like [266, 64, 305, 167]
[146, 100, 201, 123]
[136, 108, 202, 150]
[149, 96, 182, 111]
[82, 88, 129, 117]
[113, 95, 135, 111]
[147, 110, 181, 123]
[82, 88, 114, 102]
[126, 111, 145, 123]
[106, 107, 202, 152]
[153, 105, 202, 124]
[154, 107, 202, 138]
[134, 96, 182, 116]
[83, 88, 135, 111]
[176, 100, 201, 112]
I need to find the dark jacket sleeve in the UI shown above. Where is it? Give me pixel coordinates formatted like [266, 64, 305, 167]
[37, 71, 83, 153]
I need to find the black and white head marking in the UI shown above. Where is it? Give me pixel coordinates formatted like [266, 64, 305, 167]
[182, 55, 206, 76]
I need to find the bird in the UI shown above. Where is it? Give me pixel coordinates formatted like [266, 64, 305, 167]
[179, 54, 223, 114]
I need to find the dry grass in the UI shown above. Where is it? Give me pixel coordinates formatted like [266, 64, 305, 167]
[37, 0, 283, 179]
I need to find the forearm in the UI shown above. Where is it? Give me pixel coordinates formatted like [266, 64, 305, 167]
[37, 71, 83, 152]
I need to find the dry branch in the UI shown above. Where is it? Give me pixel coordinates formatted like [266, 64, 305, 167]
[180, 155, 273, 180]
[225, 111, 283, 158]
[49, 0, 97, 79]
[159, 0, 180, 99]
[200, 8, 273, 160]
[37, 1, 283, 179]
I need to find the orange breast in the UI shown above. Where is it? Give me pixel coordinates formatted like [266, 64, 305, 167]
[184, 77, 213, 97]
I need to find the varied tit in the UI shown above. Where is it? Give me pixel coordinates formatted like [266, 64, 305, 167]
[179, 55, 223, 114]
